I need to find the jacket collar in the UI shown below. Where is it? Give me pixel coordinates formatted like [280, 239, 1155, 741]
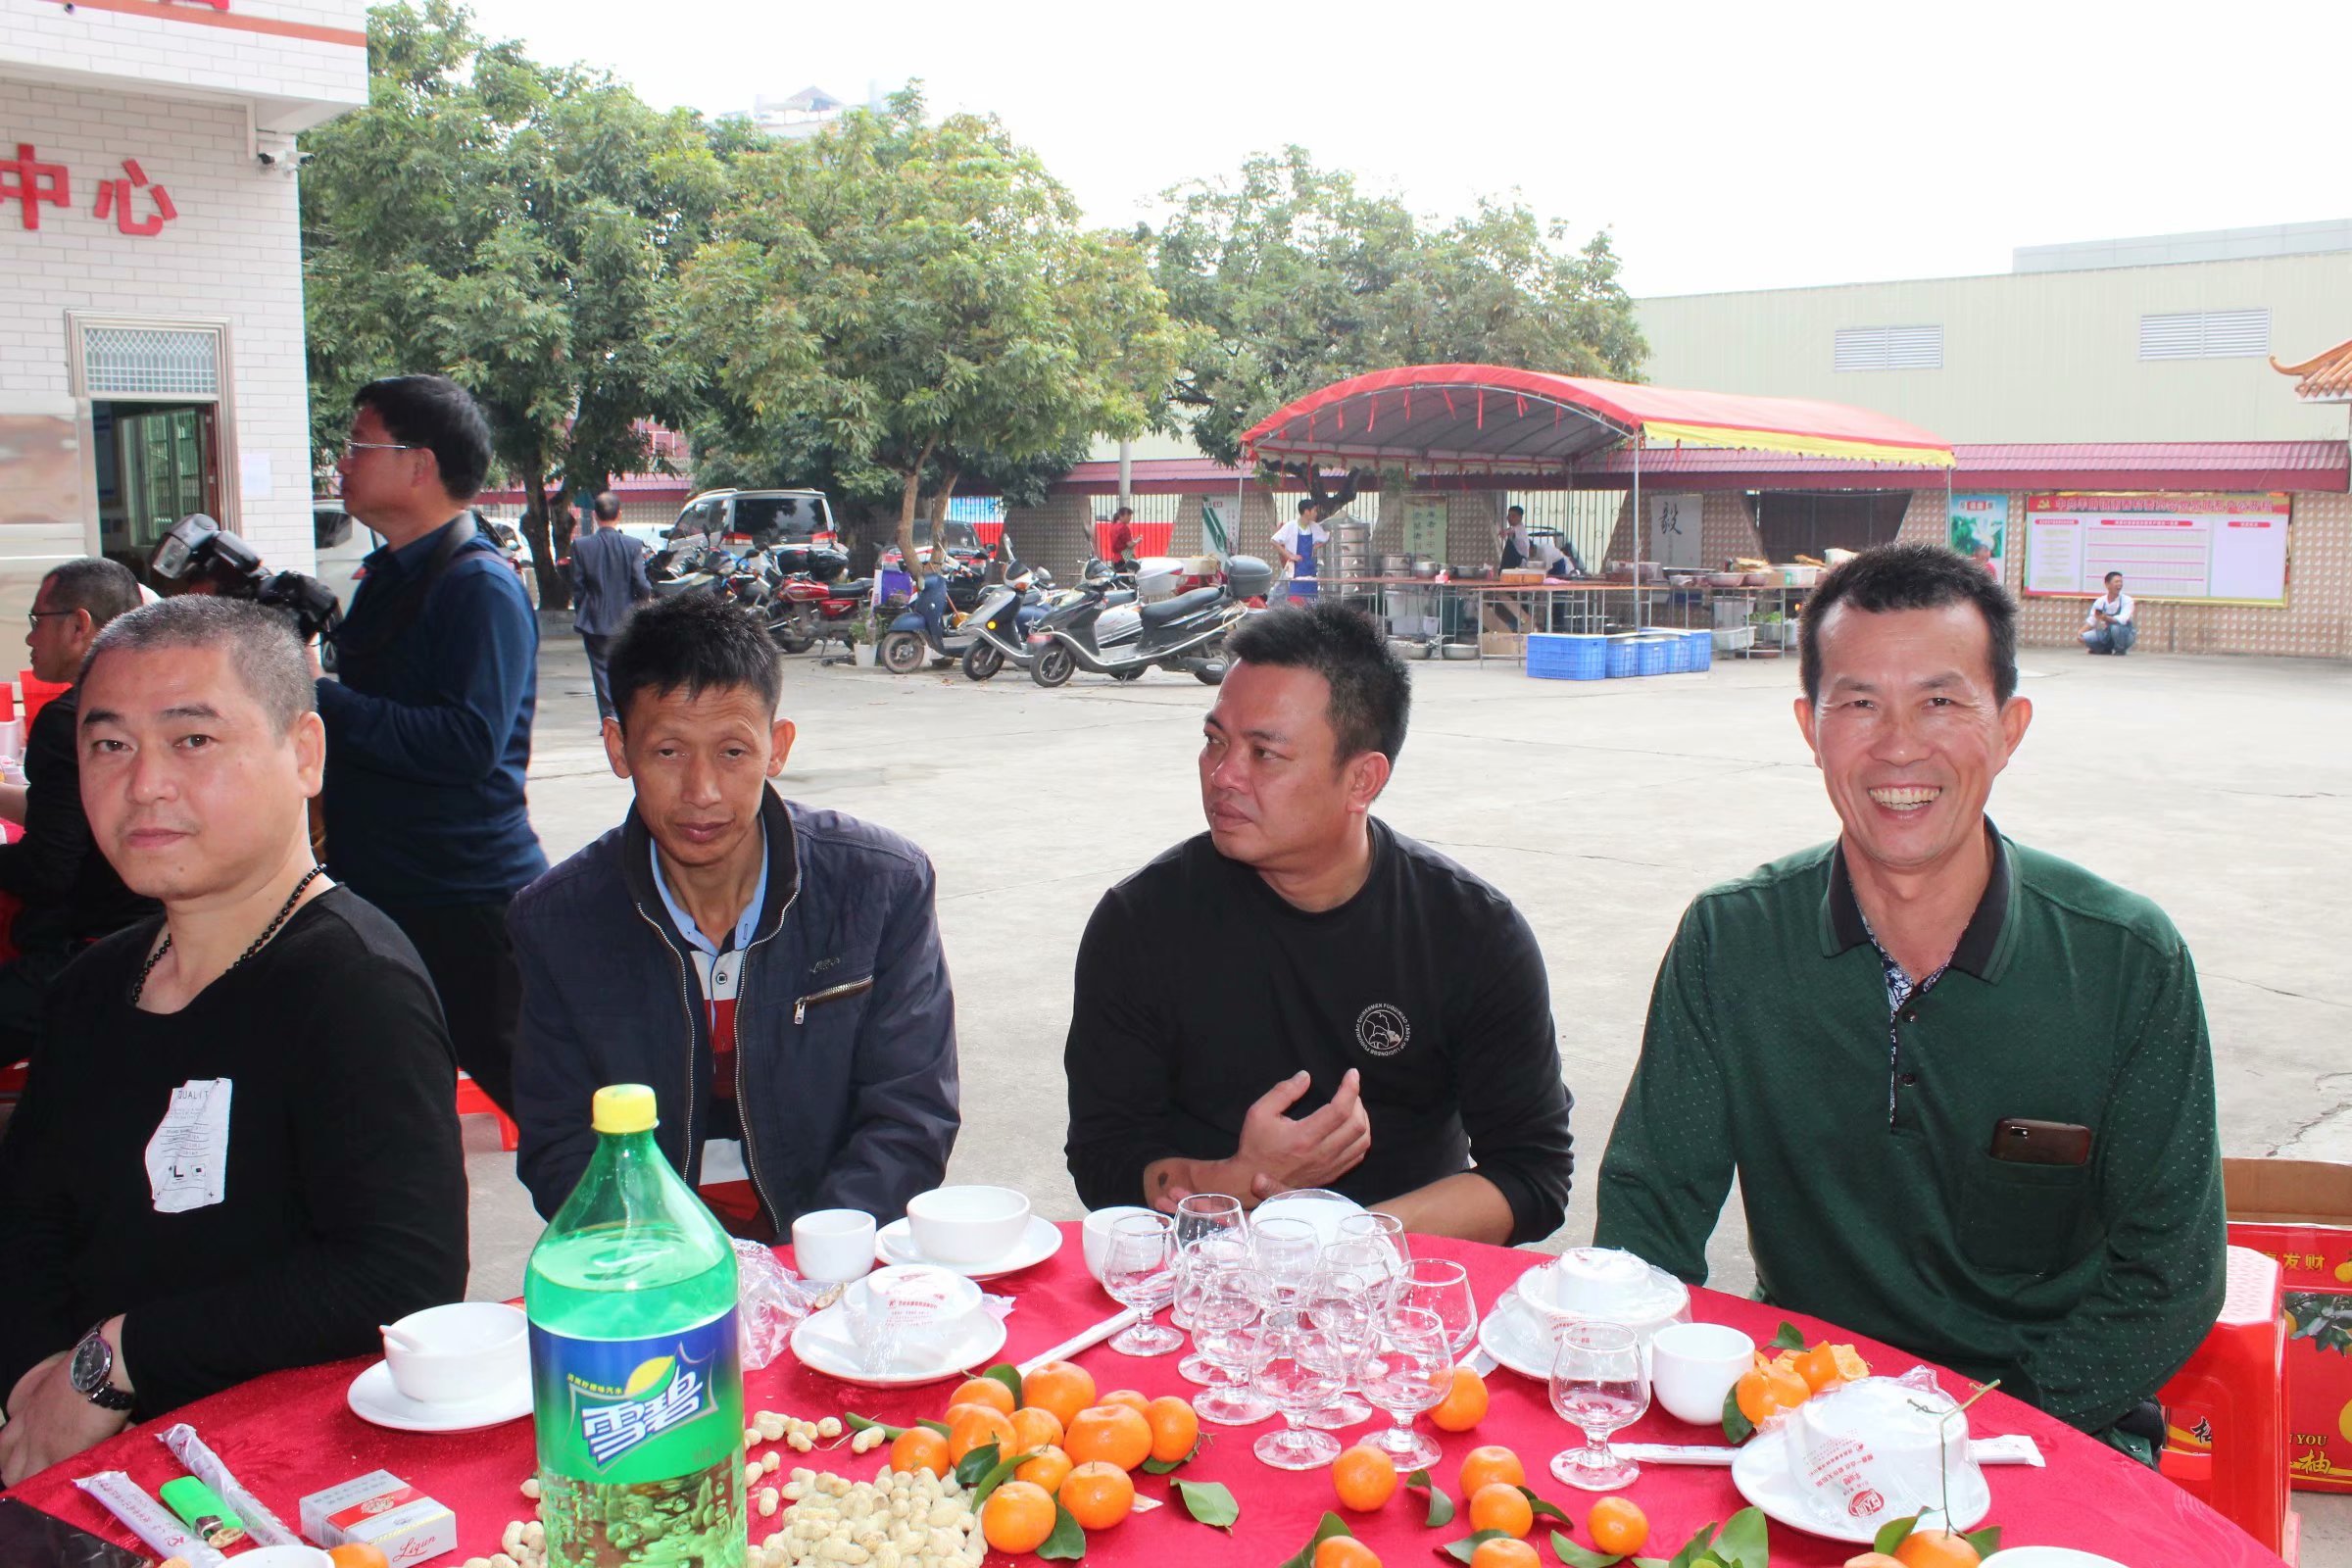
[618, 785, 802, 947]
[1819, 821, 2014, 982]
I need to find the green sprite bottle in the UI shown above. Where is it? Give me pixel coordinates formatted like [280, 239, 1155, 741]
[526, 1084, 746, 1568]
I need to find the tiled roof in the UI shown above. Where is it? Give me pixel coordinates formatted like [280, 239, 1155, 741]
[2273, 339, 2352, 401]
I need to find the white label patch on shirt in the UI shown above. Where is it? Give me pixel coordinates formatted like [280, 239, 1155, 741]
[1356, 1004, 1411, 1057]
[145, 1077, 232, 1213]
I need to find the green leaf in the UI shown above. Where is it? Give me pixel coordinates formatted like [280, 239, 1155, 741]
[916, 1417, 951, 1437]
[1275, 1511, 1353, 1568]
[1873, 1514, 1921, 1555]
[1440, 1528, 1509, 1562]
[1143, 1434, 1205, 1474]
[1665, 1522, 1718, 1568]
[843, 1411, 904, 1440]
[1767, 1322, 1808, 1353]
[1630, 1559, 1673, 1568]
[953, 1442, 1000, 1490]
[1406, 1467, 1455, 1528]
[1711, 1506, 1768, 1568]
[1172, 1480, 1240, 1532]
[1720, 1384, 1754, 1446]
[981, 1362, 1024, 1407]
[966, 1446, 1041, 1509]
[1962, 1525, 2004, 1556]
[1037, 1501, 1087, 1560]
[1551, 1531, 1625, 1568]
[1516, 1487, 1571, 1526]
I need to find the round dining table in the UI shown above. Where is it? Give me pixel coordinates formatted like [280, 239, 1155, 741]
[13, 1224, 2286, 1567]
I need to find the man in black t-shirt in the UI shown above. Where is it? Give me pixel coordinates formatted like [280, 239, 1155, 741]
[0, 598, 465, 1484]
[1063, 602, 1573, 1245]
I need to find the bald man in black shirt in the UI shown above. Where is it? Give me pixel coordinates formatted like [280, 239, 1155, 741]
[1063, 603, 1573, 1245]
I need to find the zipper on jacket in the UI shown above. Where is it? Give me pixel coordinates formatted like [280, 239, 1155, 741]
[735, 882, 800, 1227]
[632, 903, 699, 1181]
[794, 976, 875, 1025]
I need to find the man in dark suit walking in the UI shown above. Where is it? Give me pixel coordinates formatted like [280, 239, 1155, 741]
[569, 491, 654, 726]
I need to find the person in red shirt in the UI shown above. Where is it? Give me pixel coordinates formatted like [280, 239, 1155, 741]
[1107, 506, 1139, 570]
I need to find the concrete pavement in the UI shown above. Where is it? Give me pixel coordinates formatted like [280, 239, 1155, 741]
[467, 617, 2351, 1557]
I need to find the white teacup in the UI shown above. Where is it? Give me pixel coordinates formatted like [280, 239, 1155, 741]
[383, 1301, 525, 1405]
[1082, 1205, 1153, 1282]
[906, 1185, 1031, 1266]
[794, 1207, 878, 1284]
[1649, 1321, 1755, 1425]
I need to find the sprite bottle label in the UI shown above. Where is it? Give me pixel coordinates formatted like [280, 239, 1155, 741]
[531, 1307, 742, 1486]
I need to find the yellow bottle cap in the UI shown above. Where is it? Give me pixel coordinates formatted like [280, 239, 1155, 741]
[591, 1084, 659, 1135]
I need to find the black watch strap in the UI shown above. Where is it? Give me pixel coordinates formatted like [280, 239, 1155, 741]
[70, 1324, 136, 1412]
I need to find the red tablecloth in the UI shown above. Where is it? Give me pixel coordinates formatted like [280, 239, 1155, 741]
[12, 1224, 2284, 1566]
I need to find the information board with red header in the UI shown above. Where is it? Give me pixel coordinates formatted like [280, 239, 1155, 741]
[2023, 492, 2290, 604]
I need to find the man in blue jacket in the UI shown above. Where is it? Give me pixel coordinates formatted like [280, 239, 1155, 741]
[567, 490, 653, 725]
[508, 592, 958, 1234]
[318, 374, 548, 1115]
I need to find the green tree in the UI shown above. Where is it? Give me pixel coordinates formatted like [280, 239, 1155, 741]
[1150, 147, 1646, 476]
[672, 88, 1185, 578]
[300, 0, 732, 606]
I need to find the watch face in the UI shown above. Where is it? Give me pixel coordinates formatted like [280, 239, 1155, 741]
[70, 1331, 108, 1393]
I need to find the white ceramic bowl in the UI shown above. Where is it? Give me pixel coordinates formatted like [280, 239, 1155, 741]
[906, 1185, 1032, 1266]
[383, 1300, 525, 1406]
[1082, 1205, 1153, 1282]
[1518, 1247, 1690, 1334]
[1788, 1377, 1978, 1533]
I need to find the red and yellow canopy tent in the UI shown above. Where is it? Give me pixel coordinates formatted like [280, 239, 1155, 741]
[1239, 364, 1957, 478]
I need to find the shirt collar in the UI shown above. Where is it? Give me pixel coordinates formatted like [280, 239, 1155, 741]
[649, 820, 769, 956]
[1822, 822, 2011, 980]
[377, 513, 472, 574]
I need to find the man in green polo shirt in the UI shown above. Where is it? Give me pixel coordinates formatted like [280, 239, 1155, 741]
[1594, 543, 2224, 1455]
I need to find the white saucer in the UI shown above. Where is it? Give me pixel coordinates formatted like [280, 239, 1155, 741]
[790, 1299, 1007, 1387]
[347, 1360, 532, 1433]
[1250, 1192, 1365, 1246]
[1729, 1430, 1991, 1544]
[1982, 1551, 2130, 1568]
[1472, 1285, 1561, 1380]
[874, 1214, 1063, 1279]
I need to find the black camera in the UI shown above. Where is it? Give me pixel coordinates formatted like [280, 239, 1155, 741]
[149, 514, 344, 645]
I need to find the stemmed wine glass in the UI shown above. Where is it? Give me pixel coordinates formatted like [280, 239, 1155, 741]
[1300, 1258, 1378, 1428]
[1102, 1213, 1183, 1356]
[1336, 1211, 1411, 1289]
[1359, 1302, 1451, 1470]
[1250, 1217, 1322, 1307]
[1177, 1233, 1251, 1384]
[1250, 1307, 1348, 1470]
[1170, 1194, 1246, 1330]
[1398, 1257, 1478, 1364]
[1190, 1266, 1278, 1426]
[1548, 1320, 1649, 1492]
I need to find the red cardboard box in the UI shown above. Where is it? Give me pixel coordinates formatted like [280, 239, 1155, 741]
[2225, 1158, 2352, 1492]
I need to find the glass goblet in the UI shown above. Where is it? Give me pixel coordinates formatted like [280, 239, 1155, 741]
[1177, 1233, 1252, 1384]
[1399, 1256, 1478, 1362]
[1170, 1194, 1245, 1330]
[1250, 1308, 1347, 1470]
[1250, 1217, 1322, 1307]
[1359, 1303, 1450, 1471]
[1102, 1213, 1183, 1355]
[1300, 1260, 1378, 1428]
[1191, 1269, 1278, 1426]
[1548, 1320, 1649, 1492]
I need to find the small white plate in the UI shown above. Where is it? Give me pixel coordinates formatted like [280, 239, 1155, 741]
[1729, 1430, 1991, 1544]
[1981, 1551, 2131, 1568]
[347, 1360, 531, 1433]
[874, 1214, 1063, 1279]
[1473, 1285, 1562, 1380]
[790, 1300, 1007, 1387]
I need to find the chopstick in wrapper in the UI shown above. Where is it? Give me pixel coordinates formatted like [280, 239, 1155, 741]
[160, 1423, 302, 1546]
[1015, 1306, 1140, 1376]
[73, 1472, 228, 1568]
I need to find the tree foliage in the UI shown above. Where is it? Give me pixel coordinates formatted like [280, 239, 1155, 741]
[1150, 146, 1646, 468]
[300, 0, 732, 603]
[672, 88, 1186, 574]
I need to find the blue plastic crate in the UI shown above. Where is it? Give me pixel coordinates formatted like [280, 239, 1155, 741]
[1605, 636, 1642, 677]
[1527, 634, 1607, 681]
[1636, 626, 1699, 674]
[1636, 637, 1676, 676]
[1686, 628, 1713, 670]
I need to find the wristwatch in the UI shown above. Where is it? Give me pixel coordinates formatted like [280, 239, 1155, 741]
[69, 1324, 136, 1412]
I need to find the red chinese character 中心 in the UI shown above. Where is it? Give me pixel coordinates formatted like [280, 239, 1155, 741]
[1, 143, 70, 230]
[91, 158, 177, 237]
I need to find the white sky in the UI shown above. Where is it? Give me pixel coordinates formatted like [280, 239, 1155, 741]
[461, 0, 2350, 299]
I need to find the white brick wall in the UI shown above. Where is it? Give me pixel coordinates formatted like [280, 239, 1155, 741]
[0, 0, 366, 130]
[0, 78, 318, 594]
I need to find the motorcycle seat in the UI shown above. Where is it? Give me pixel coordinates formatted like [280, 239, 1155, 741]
[831, 578, 874, 598]
[1140, 586, 1222, 627]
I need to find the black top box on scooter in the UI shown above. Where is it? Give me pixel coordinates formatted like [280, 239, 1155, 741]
[1223, 555, 1274, 599]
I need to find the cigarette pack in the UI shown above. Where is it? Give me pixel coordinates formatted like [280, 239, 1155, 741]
[299, 1470, 455, 1564]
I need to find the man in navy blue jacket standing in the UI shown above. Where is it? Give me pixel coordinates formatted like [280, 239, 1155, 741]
[317, 374, 547, 1114]
[567, 491, 652, 725]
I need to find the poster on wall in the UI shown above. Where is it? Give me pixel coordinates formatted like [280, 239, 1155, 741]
[2023, 492, 2289, 604]
[1948, 494, 2007, 580]
[1648, 493, 1703, 569]
[1398, 494, 1447, 560]
[1200, 496, 1237, 558]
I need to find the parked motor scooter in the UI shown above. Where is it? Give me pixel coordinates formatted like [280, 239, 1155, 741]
[877, 570, 980, 672]
[1028, 556, 1270, 688]
[963, 567, 1141, 681]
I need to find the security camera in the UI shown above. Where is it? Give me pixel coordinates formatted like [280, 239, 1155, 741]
[256, 151, 279, 167]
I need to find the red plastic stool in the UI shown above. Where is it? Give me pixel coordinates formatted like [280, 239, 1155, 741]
[455, 1072, 518, 1152]
[2159, 1245, 2292, 1559]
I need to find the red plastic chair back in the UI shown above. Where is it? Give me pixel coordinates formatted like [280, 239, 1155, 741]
[454, 1072, 518, 1152]
[2159, 1246, 2291, 1556]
